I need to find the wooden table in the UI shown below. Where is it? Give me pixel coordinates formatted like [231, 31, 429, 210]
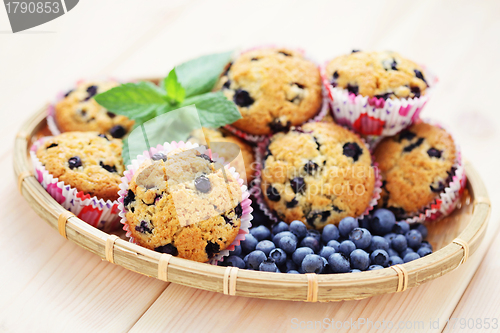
[1, 1, 499, 332]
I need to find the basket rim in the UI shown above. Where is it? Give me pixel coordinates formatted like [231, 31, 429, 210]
[14, 103, 491, 302]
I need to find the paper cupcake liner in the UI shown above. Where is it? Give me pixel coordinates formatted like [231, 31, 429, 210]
[117, 141, 252, 265]
[30, 137, 121, 231]
[250, 133, 382, 226]
[222, 45, 329, 143]
[401, 119, 466, 224]
[321, 62, 438, 137]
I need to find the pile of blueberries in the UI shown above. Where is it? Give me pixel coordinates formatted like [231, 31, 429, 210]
[219, 207, 432, 274]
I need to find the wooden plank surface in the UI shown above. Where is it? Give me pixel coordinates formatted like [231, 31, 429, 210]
[1, 0, 500, 332]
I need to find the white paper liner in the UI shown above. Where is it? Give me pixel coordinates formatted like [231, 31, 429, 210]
[401, 119, 466, 223]
[30, 137, 121, 231]
[321, 62, 438, 137]
[117, 141, 252, 265]
[251, 132, 382, 226]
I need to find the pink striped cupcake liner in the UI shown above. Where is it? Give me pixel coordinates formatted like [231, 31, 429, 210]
[118, 141, 252, 265]
[30, 137, 121, 231]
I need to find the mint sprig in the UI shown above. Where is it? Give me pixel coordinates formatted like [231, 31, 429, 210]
[94, 51, 239, 166]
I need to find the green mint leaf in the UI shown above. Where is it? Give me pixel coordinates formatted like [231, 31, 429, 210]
[94, 81, 168, 119]
[181, 92, 241, 128]
[163, 68, 186, 105]
[175, 51, 233, 97]
[122, 139, 131, 167]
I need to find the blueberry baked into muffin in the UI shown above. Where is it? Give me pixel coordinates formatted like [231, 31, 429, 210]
[123, 147, 243, 262]
[260, 122, 375, 229]
[216, 47, 323, 135]
[325, 50, 428, 100]
[187, 127, 256, 183]
[54, 81, 134, 138]
[36, 131, 124, 201]
[374, 122, 456, 219]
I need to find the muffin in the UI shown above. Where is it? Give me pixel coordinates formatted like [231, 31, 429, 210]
[54, 81, 134, 138]
[122, 146, 243, 262]
[187, 127, 256, 183]
[35, 132, 124, 202]
[374, 122, 457, 219]
[216, 47, 323, 136]
[260, 122, 376, 229]
[322, 50, 434, 136]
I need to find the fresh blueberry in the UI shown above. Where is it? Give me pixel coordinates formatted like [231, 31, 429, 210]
[233, 89, 254, 107]
[272, 221, 289, 235]
[339, 240, 356, 256]
[290, 177, 306, 194]
[307, 229, 322, 241]
[259, 258, 278, 272]
[391, 234, 408, 253]
[243, 254, 249, 266]
[370, 249, 389, 267]
[194, 175, 211, 193]
[369, 236, 390, 252]
[399, 248, 414, 258]
[420, 241, 433, 251]
[388, 256, 404, 266]
[339, 217, 359, 238]
[269, 248, 287, 266]
[292, 247, 314, 265]
[279, 236, 297, 255]
[417, 246, 433, 257]
[283, 259, 298, 272]
[406, 230, 423, 250]
[289, 220, 308, 239]
[384, 233, 397, 244]
[328, 253, 351, 273]
[350, 249, 370, 271]
[302, 254, 324, 274]
[403, 252, 420, 263]
[68, 156, 82, 169]
[387, 248, 399, 257]
[349, 228, 372, 249]
[287, 270, 300, 274]
[151, 152, 168, 161]
[326, 240, 341, 252]
[256, 240, 275, 256]
[300, 236, 320, 253]
[273, 231, 297, 247]
[319, 246, 336, 259]
[413, 223, 429, 239]
[241, 233, 258, 254]
[230, 245, 242, 257]
[342, 142, 362, 161]
[371, 209, 396, 235]
[109, 125, 126, 139]
[321, 224, 340, 243]
[247, 250, 267, 270]
[224, 255, 246, 268]
[368, 265, 384, 271]
[350, 269, 362, 273]
[393, 221, 410, 235]
[250, 225, 272, 241]
[266, 186, 281, 202]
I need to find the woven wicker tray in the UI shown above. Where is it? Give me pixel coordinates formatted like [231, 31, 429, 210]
[14, 104, 491, 302]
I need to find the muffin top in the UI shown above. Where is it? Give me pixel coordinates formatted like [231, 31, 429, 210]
[123, 147, 242, 262]
[216, 47, 323, 135]
[36, 131, 124, 201]
[55, 81, 134, 138]
[187, 127, 255, 183]
[374, 122, 456, 219]
[325, 50, 428, 99]
[260, 122, 375, 229]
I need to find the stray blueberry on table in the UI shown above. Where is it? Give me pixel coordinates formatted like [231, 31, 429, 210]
[155, 243, 178, 256]
[233, 89, 254, 107]
[266, 186, 281, 202]
[342, 142, 363, 162]
[259, 258, 279, 272]
[135, 220, 152, 234]
[369, 236, 389, 252]
[290, 177, 306, 194]
[406, 230, 423, 250]
[194, 175, 211, 193]
[272, 221, 290, 235]
[247, 250, 267, 270]
[367, 265, 384, 271]
[370, 249, 389, 267]
[302, 254, 324, 274]
[349, 228, 372, 249]
[319, 246, 336, 260]
[328, 253, 351, 273]
[388, 256, 404, 266]
[68, 156, 82, 169]
[109, 125, 126, 138]
[339, 240, 357, 256]
[391, 234, 408, 253]
[250, 225, 271, 241]
[403, 252, 420, 263]
[393, 221, 410, 235]
[292, 247, 314, 265]
[339, 216, 359, 238]
[350, 249, 370, 271]
[322, 224, 340, 243]
[289, 220, 307, 239]
[256, 240, 275, 256]
[300, 236, 320, 253]
[269, 248, 287, 266]
[241, 233, 258, 254]
[152, 152, 168, 161]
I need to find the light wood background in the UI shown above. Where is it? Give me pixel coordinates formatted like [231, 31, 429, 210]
[1, 0, 499, 332]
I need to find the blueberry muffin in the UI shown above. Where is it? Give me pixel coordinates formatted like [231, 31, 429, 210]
[325, 50, 428, 100]
[260, 122, 375, 229]
[216, 47, 323, 135]
[187, 127, 256, 183]
[123, 147, 243, 262]
[54, 81, 134, 138]
[36, 132, 124, 201]
[374, 122, 456, 219]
